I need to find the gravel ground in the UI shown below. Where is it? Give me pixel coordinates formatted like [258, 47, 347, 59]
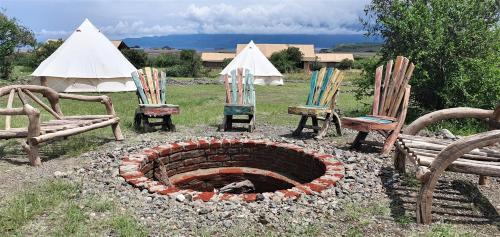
[0, 124, 499, 236]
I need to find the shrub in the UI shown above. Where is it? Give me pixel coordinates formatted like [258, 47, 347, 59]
[28, 39, 63, 68]
[121, 49, 148, 68]
[179, 49, 202, 77]
[270, 47, 303, 73]
[337, 59, 354, 70]
[153, 53, 180, 68]
[359, 0, 500, 111]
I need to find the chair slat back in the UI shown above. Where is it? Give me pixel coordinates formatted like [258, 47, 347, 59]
[224, 68, 255, 105]
[372, 56, 414, 118]
[131, 67, 168, 105]
[306, 67, 344, 108]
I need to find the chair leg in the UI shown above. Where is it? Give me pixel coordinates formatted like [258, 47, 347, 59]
[134, 112, 142, 131]
[416, 175, 436, 224]
[351, 131, 368, 149]
[142, 116, 153, 132]
[312, 116, 319, 133]
[224, 115, 233, 131]
[248, 114, 255, 132]
[332, 111, 342, 136]
[382, 131, 399, 154]
[23, 141, 41, 166]
[112, 122, 124, 141]
[316, 113, 332, 139]
[292, 115, 308, 136]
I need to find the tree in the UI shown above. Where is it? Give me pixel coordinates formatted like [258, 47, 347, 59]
[179, 49, 202, 77]
[0, 12, 35, 80]
[358, 0, 499, 111]
[153, 53, 180, 68]
[29, 39, 63, 68]
[121, 49, 148, 68]
[337, 59, 354, 70]
[269, 47, 304, 73]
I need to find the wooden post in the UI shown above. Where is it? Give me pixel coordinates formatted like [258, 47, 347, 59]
[101, 96, 123, 140]
[40, 76, 48, 87]
[5, 89, 15, 130]
[24, 104, 41, 166]
[478, 175, 490, 186]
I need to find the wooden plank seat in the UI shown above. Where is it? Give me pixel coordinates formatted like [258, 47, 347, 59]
[221, 68, 256, 132]
[0, 85, 123, 166]
[288, 67, 344, 138]
[131, 67, 179, 132]
[393, 105, 500, 224]
[341, 56, 415, 154]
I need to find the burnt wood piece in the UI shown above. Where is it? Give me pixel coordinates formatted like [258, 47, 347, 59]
[222, 68, 255, 132]
[341, 56, 415, 154]
[288, 67, 344, 138]
[131, 67, 179, 132]
[0, 85, 123, 166]
[393, 105, 500, 224]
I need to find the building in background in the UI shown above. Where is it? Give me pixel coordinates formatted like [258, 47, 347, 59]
[202, 43, 354, 70]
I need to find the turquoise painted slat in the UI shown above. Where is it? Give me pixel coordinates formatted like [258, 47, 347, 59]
[358, 116, 393, 124]
[131, 71, 149, 104]
[315, 68, 333, 105]
[230, 70, 238, 104]
[160, 72, 167, 104]
[306, 71, 318, 105]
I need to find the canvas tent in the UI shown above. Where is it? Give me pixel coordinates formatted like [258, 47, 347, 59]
[31, 19, 137, 92]
[220, 41, 283, 86]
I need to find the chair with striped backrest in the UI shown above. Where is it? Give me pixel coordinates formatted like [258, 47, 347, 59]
[131, 67, 180, 132]
[341, 56, 415, 154]
[222, 68, 255, 132]
[288, 67, 344, 138]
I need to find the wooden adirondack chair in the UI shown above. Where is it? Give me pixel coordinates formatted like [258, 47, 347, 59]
[222, 68, 255, 132]
[131, 67, 180, 132]
[288, 68, 344, 138]
[341, 56, 415, 154]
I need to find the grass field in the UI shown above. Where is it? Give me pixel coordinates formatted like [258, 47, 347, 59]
[0, 72, 371, 157]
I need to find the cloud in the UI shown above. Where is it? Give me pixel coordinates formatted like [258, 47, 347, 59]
[37, 29, 72, 39]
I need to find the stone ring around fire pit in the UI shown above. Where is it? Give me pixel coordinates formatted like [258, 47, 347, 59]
[119, 139, 345, 202]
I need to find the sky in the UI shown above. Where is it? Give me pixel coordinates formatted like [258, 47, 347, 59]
[1, 0, 370, 41]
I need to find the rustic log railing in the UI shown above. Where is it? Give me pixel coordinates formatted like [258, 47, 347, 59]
[0, 85, 123, 166]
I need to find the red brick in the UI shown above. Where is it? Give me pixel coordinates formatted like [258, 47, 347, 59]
[158, 186, 180, 195]
[197, 139, 209, 149]
[194, 192, 214, 202]
[143, 149, 159, 161]
[279, 190, 300, 198]
[210, 139, 222, 149]
[295, 185, 312, 194]
[221, 139, 231, 148]
[183, 156, 207, 166]
[208, 154, 229, 162]
[243, 193, 257, 202]
[218, 168, 243, 174]
[333, 173, 344, 179]
[305, 183, 326, 192]
[231, 154, 250, 161]
[317, 178, 336, 186]
[185, 141, 198, 150]
[219, 193, 233, 201]
[170, 143, 182, 153]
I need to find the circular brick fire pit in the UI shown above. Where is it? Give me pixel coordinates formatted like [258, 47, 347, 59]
[119, 139, 345, 202]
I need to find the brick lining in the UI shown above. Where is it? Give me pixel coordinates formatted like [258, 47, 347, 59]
[120, 139, 345, 202]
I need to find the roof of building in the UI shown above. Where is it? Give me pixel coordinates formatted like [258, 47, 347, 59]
[111, 40, 129, 49]
[201, 52, 236, 62]
[316, 53, 354, 63]
[236, 44, 316, 61]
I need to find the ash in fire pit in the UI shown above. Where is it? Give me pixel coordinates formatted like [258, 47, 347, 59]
[119, 139, 345, 202]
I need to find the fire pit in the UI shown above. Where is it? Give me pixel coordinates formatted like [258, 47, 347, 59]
[119, 139, 344, 202]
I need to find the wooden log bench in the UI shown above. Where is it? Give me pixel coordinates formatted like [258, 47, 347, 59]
[0, 85, 124, 166]
[393, 106, 500, 224]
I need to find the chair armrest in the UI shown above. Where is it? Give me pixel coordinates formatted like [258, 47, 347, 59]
[0, 104, 39, 116]
[59, 93, 108, 102]
[59, 93, 117, 116]
[404, 107, 493, 135]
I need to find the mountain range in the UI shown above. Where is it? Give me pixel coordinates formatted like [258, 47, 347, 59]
[122, 34, 381, 52]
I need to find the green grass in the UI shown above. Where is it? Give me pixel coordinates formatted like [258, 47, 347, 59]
[0, 179, 147, 236]
[414, 224, 475, 237]
[0, 72, 368, 158]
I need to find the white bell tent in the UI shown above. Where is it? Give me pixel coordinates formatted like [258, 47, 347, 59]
[220, 41, 283, 86]
[31, 19, 137, 92]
